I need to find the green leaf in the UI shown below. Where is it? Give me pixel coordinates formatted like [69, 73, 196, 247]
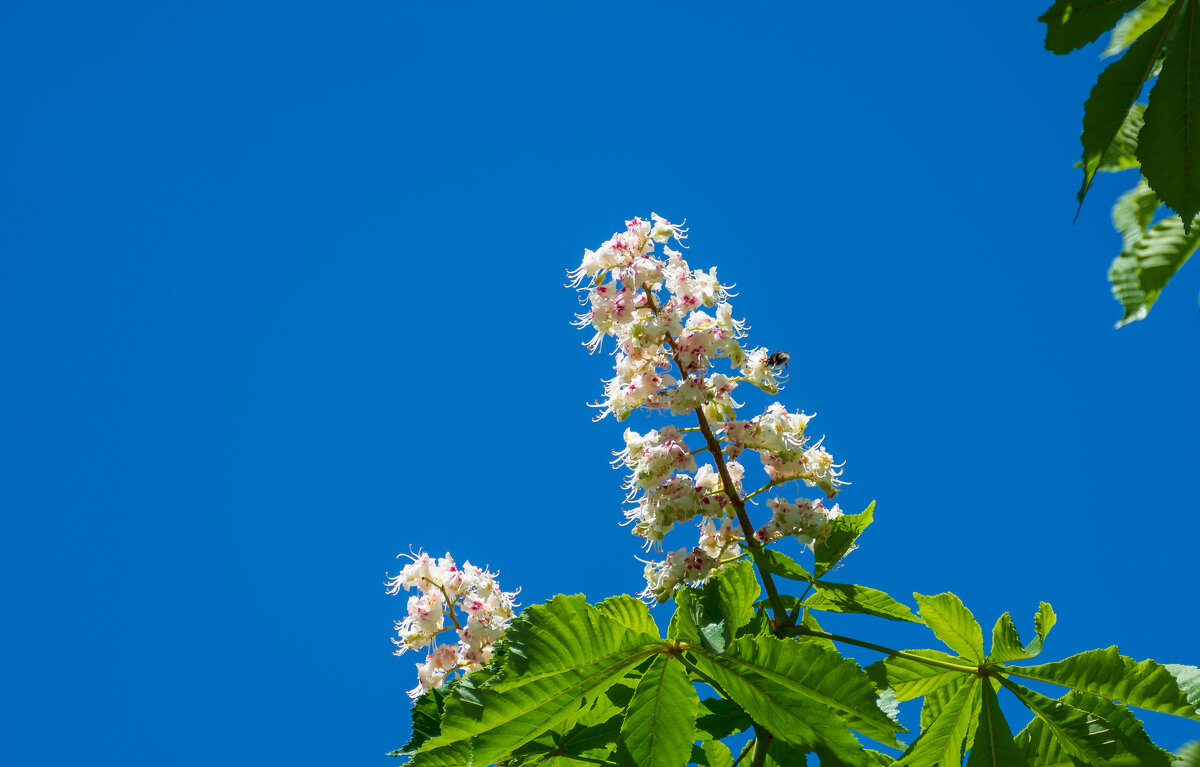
[1110, 194, 1200, 325]
[1031, 603, 1056, 651]
[1010, 646, 1200, 720]
[1013, 686, 1172, 767]
[768, 739, 813, 766]
[389, 685, 448, 758]
[1163, 664, 1200, 714]
[410, 596, 663, 767]
[689, 640, 881, 766]
[966, 681, 1029, 767]
[1105, 0, 1177, 57]
[990, 613, 1031, 663]
[694, 696, 751, 740]
[921, 675, 967, 732]
[1078, 6, 1180, 206]
[758, 549, 814, 582]
[1040, 0, 1147, 53]
[1177, 741, 1200, 767]
[1099, 102, 1147, 171]
[716, 636, 906, 748]
[1139, 0, 1200, 227]
[814, 501, 874, 578]
[596, 595, 661, 639]
[867, 650, 969, 702]
[897, 675, 981, 767]
[1112, 178, 1162, 249]
[616, 654, 699, 767]
[673, 562, 761, 654]
[914, 592, 985, 663]
[806, 582, 922, 623]
[991, 605, 1054, 663]
[801, 607, 838, 652]
[698, 739, 736, 767]
[1063, 691, 1174, 766]
[1008, 681, 1133, 767]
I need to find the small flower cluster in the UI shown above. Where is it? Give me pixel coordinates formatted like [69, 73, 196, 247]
[723, 403, 844, 496]
[385, 550, 519, 699]
[571, 215, 849, 604]
[755, 497, 844, 548]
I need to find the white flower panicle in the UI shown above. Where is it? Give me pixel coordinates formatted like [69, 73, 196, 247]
[385, 550, 519, 699]
[570, 214, 849, 604]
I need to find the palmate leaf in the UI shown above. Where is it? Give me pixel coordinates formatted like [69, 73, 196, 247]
[1040, 0, 1147, 53]
[806, 582, 922, 623]
[1012, 686, 1172, 767]
[867, 650, 967, 702]
[1106, 0, 1179, 56]
[897, 675, 981, 767]
[1078, 6, 1180, 206]
[966, 681, 1029, 767]
[615, 653, 699, 767]
[1009, 646, 1200, 720]
[914, 592, 985, 663]
[815, 501, 874, 578]
[1139, 0, 1200, 228]
[408, 596, 663, 767]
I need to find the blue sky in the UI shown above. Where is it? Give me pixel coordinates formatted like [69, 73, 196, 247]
[2, 1, 1198, 764]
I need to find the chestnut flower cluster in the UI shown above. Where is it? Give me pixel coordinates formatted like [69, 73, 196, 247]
[570, 215, 846, 603]
[385, 550, 519, 699]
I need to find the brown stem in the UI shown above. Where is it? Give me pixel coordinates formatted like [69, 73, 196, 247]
[640, 285, 791, 628]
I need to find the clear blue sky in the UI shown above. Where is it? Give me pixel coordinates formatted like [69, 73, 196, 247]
[2, 1, 1198, 764]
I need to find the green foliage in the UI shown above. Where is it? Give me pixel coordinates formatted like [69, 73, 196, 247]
[671, 561, 760, 654]
[1008, 647, 1200, 720]
[1138, 0, 1200, 231]
[758, 549, 813, 582]
[914, 593, 985, 663]
[1105, 0, 1177, 57]
[1178, 741, 1200, 767]
[1040, 0, 1147, 54]
[1109, 185, 1200, 326]
[806, 583, 923, 623]
[867, 650, 966, 702]
[1040, 0, 1200, 322]
[898, 676, 981, 767]
[616, 654, 698, 767]
[393, 531, 1197, 767]
[815, 501, 874, 578]
[966, 682, 1028, 767]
